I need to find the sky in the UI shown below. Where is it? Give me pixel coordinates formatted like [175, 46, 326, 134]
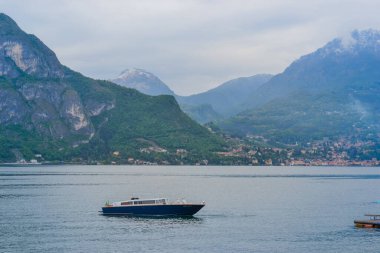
[1, 0, 380, 95]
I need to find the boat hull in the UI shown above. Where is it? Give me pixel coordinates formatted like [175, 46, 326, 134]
[354, 220, 380, 228]
[102, 204, 204, 216]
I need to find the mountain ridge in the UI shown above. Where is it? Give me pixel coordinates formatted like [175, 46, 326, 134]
[221, 29, 380, 144]
[0, 13, 64, 79]
[110, 68, 273, 123]
[243, 29, 380, 109]
[177, 74, 273, 117]
[0, 13, 224, 163]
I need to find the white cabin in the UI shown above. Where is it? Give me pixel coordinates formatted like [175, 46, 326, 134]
[112, 198, 168, 206]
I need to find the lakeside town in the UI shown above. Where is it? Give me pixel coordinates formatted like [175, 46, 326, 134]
[2, 128, 379, 166]
[3, 134, 380, 167]
[217, 134, 380, 166]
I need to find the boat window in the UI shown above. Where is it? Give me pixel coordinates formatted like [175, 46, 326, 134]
[142, 200, 155, 204]
[121, 201, 131, 205]
[133, 200, 156, 205]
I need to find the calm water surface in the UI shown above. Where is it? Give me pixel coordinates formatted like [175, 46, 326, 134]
[1, 166, 380, 252]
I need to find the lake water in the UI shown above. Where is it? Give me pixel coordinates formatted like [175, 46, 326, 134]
[1, 165, 380, 252]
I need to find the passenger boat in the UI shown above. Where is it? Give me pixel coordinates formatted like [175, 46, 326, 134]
[101, 197, 205, 216]
[354, 214, 380, 228]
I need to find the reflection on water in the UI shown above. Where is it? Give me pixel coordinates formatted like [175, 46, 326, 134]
[1, 165, 380, 253]
[103, 214, 203, 224]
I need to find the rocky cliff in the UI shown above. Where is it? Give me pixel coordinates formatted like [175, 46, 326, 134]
[0, 13, 224, 163]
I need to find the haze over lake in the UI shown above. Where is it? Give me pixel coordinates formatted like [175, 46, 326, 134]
[1, 165, 380, 252]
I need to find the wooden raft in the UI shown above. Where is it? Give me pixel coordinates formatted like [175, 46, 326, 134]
[354, 214, 380, 228]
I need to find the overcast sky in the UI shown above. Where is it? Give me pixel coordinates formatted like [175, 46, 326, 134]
[1, 0, 380, 95]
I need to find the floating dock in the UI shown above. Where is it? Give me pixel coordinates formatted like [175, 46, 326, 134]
[354, 214, 380, 228]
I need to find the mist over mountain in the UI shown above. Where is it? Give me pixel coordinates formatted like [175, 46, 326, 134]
[0, 13, 224, 163]
[221, 30, 380, 143]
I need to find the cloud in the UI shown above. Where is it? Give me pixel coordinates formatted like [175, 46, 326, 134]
[1, 0, 380, 95]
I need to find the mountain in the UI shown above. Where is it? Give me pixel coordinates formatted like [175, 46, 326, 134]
[110, 68, 225, 123]
[110, 69, 222, 123]
[0, 13, 225, 163]
[179, 103, 222, 124]
[110, 70, 272, 123]
[177, 74, 273, 117]
[221, 30, 380, 143]
[111, 68, 175, 96]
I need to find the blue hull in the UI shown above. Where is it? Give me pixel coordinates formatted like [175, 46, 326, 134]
[102, 204, 204, 216]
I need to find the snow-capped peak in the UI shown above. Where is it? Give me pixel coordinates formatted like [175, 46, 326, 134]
[315, 29, 380, 57]
[340, 29, 380, 50]
[117, 68, 154, 80]
[111, 68, 175, 96]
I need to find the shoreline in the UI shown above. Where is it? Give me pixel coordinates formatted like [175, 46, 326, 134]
[0, 163, 379, 167]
